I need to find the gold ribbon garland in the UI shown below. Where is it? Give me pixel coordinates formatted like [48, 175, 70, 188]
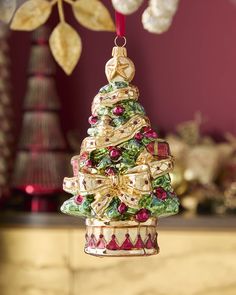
[81, 114, 150, 152]
[91, 85, 139, 115]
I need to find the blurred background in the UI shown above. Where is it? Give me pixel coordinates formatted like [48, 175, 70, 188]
[0, 0, 236, 295]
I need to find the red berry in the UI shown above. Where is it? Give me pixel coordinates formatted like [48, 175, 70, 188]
[105, 167, 116, 175]
[155, 187, 167, 200]
[109, 148, 121, 160]
[142, 126, 152, 133]
[118, 202, 127, 214]
[135, 132, 143, 141]
[113, 105, 124, 116]
[88, 115, 98, 125]
[144, 129, 158, 139]
[75, 195, 84, 205]
[135, 209, 150, 222]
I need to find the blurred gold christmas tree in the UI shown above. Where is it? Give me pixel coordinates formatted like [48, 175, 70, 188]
[0, 24, 14, 204]
[12, 26, 70, 212]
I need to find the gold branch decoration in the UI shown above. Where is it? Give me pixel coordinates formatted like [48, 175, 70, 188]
[72, 0, 115, 31]
[10, 0, 115, 75]
[50, 22, 82, 75]
[11, 0, 52, 31]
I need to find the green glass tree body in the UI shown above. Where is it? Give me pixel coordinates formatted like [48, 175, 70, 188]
[61, 81, 179, 220]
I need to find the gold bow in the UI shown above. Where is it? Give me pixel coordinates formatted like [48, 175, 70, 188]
[63, 157, 174, 216]
[91, 85, 139, 115]
[63, 164, 152, 216]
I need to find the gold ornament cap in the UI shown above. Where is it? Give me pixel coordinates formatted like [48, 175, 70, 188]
[105, 46, 135, 83]
[112, 46, 127, 57]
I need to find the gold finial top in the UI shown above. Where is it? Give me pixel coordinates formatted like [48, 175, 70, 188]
[112, 46, 127, 58]
[105, 46, 135, 83]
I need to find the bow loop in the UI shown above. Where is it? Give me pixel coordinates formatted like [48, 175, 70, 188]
[78, 172, 110, 194]
[122, 165, 152, 194]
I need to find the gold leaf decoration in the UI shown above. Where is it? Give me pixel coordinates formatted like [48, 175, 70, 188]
[49, 22, 82, 75]
[10, 0, 52, 31]
[0, 0, 16, 23]
[72, 0, 115, 32]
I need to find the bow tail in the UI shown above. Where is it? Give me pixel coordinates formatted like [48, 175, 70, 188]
[91, 189, 113, 216]
[119, 191, 140, 209]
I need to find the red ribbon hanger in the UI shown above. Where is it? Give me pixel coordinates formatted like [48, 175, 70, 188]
[115, 11, 126, 37]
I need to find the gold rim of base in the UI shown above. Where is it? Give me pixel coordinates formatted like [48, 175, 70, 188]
[84, 247, 159, 257]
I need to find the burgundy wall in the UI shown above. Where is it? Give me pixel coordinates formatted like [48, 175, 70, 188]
[9, 0, 236, 140]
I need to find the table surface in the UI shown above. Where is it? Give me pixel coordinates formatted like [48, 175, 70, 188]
[0, 212, 235, 231]
[0, 213, 236, 295]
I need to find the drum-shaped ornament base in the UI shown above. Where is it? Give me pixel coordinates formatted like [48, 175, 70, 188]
[84, 217, 159, 257]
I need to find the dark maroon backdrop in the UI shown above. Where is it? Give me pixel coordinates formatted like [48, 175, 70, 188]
[9, 0, 236, 141]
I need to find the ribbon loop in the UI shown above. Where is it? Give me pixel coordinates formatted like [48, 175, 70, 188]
[115, 11, 126, 37]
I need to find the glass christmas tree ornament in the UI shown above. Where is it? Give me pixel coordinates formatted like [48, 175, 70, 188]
[61, 42, 179, 257]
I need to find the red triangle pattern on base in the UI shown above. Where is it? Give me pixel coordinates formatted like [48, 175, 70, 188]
[96, 234, 106, 249]
[86, 232, 157, 251]
[145, 233, 154, 249]
[134, 234, 145, 249]
[106, 234, 120, 250]
[120, 234, 134, 250]
[88, 234, 97, 249]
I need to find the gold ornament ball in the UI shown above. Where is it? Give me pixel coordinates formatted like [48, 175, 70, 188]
[105, 46, 135, 82]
